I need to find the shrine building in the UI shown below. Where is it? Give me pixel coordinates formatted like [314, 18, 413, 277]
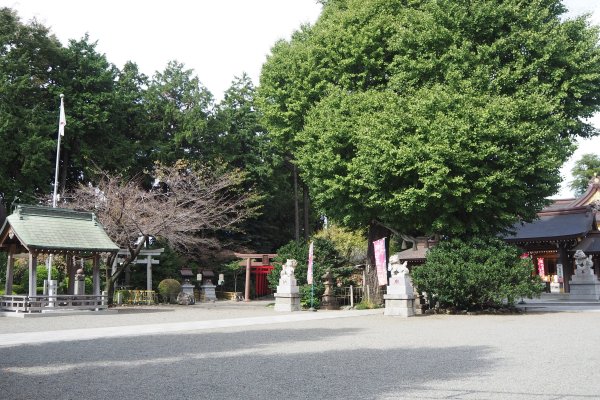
[504, 178, 600, 293]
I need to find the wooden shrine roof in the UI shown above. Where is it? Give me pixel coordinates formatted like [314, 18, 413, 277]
[504, 178, 600, 243]
[504, 207, 595, 242]
[0, 205, 119, 254]
[573, 231, 600, 253]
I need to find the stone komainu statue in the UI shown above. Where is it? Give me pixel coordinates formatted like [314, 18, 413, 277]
[387, 254, 408, 277]
[280, 259, 297, 278]
[574, 250, 594, 276]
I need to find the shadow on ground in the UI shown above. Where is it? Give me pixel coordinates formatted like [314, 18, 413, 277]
[0, 327, 492, 400]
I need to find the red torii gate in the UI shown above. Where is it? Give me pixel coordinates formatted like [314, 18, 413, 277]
[234, 253, 276, 302]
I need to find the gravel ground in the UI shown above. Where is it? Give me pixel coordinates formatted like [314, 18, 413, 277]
[1, 303, 599, 399]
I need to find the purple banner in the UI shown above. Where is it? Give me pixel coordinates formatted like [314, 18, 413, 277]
[374, 238, 387, 286]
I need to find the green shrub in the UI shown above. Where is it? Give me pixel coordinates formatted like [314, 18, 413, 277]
[158, 279, 181, 304]
[114, 290, 132, 304]
[300, 283, 323, 309]
[411, 237, 543, 311]
[268, 238, 342, 309]
[22, 265, 60, 289]
[10, 284, 24, 294]
[354, 299, 380, 309]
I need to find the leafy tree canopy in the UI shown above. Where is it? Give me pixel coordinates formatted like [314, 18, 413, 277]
[259, 0, 600, 238]
[569, 153, 600, 196]
[411, 237, 543, 310]
[0, 8, 63, 203]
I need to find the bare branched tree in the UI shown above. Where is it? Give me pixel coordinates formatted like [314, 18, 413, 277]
[67, 161, 259, 298]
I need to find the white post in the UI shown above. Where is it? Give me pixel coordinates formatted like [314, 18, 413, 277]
[29, 252, 38, 297]
[350, 285, 354, 308]
[49, 94, 65, 284]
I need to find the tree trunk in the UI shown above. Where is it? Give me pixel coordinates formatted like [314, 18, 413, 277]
[302, 181, 310, 240]
[365, 221, 391, 305]
[104, 239, 146, 306]
[105, 252, 118, 305]
[293, 164, 300, 241]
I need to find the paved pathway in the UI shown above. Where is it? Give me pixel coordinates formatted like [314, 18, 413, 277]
[0, 307, 381, 347]
[2, 300, 600, 399]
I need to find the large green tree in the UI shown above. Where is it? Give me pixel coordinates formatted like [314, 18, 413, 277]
[144, 61, 215, 165]
[56, 35, 123, 194]
[259, 0, 600, 240]
[569, 153, 600, 196]
[0, 8, 63, 204]
[214, 75, 296, 251]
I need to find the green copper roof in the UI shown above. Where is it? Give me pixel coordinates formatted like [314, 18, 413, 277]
[1, 205, 119, 253]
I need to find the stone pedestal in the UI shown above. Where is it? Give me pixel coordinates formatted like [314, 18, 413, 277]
[321, 270, 339, 310]
[569, 276, 600, 300]
[569, 250, 600, 300]
[47, 280, 57, 307]
[275, 259, 301, 312]
[181, 282, 195, 296]
[384, 295, 415, 317]
[274, 292, 301, 311]
[384, 257, 415, 317]
[201, 282, 217, 302]
[384, 283, 415, 317]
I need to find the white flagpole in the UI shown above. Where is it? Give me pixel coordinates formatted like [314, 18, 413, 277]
[52, 94, 65, 208]
[49, 94, 65, 286]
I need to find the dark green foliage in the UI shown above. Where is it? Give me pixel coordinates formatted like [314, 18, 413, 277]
[218, 260, 245, 293]
[259, 0, 600, 238]
[157, 279, 181, 304]
[20, 265, 59, 289]
[9, 284, 23, 294]
[150, 243, 185, 289]
[144, 60, 214, 165]
[213, 75, 297, 252]
[299, 283, 322, 309]
[411, 237, 543, 311]
[267, 237, 343, 308]
[569, 153, 600, 196]
[0, 8, 64, 204]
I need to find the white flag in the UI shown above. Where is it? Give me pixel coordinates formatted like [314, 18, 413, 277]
[58, 95, 66, 136]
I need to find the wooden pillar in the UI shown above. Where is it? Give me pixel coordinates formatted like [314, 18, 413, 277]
[67, 255, 75, 295]
[244, 257, 251, 302]
[5, 244, 15, 295]
[28, 252, 38, 296]
[559, 245, 571, 292]
[92, 255, 100, 296]
[146, 255, 153, 291]
[125, 264, 131, 288]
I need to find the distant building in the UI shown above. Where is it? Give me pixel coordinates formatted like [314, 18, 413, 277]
[396, 178, 600, 293]
[504, 177, 600, 292]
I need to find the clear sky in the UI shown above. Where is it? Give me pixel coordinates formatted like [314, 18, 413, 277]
[1, 0, 599, 198]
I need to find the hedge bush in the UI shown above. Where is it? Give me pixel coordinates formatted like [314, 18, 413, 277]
[411, 237, 543, 311]
[158, 279, 181, 304]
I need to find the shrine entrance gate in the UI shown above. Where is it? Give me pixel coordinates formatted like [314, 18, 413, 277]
[234, 253, 277, 301]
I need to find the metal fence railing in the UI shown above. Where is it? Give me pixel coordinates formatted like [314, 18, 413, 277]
[113, 290, 157, 305]
[0, 294, 108, 313]
[335, 286, 364, 307]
